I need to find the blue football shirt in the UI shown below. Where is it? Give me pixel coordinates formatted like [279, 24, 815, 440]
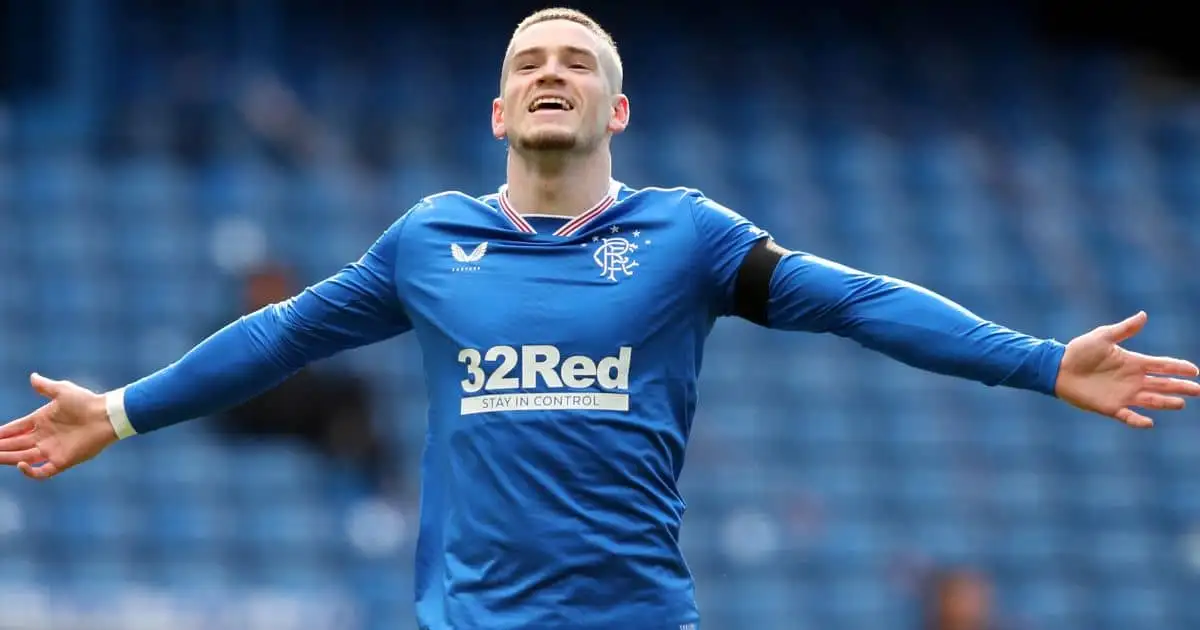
[396, 180, 763, 629]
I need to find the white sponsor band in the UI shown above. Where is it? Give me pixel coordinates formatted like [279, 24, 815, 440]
[460, 392, 630, 415]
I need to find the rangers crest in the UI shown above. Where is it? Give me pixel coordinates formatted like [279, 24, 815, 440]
[593, 237, 639, 282]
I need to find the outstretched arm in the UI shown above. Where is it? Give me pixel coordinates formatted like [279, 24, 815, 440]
[737, 241, 1065, 394]
[737, 240, 1200, 427]
[689, 192, 1200, 428]
[116, 222, 413, 435]
[0, 213, 417, 479]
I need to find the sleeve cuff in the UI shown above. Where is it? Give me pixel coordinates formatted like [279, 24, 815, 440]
[105, 388, 137, 440]
[1036, 340, 1067, 397]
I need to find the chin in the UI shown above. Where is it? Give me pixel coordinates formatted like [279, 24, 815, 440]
[512, 129, 580, 152]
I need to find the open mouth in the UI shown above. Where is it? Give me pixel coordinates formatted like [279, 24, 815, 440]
[528, 96, 575, 113]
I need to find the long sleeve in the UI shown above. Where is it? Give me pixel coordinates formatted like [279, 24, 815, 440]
[111, 214, 417, 436]
[687, 191, 1065, 396]
[764, 252, 1066, 395]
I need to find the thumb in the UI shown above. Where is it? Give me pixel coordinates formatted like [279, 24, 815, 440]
[1102, 311, 1147, 343]
[30, 373, 64, 399]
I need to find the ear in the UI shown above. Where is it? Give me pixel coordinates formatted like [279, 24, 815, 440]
[608, 94, 630, 135]
[492, 97, 506, 140]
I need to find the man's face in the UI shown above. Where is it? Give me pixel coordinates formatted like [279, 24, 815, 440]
[492, 20, 628, 155]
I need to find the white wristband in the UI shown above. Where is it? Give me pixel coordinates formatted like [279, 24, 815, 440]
[105, 388, 137, 440]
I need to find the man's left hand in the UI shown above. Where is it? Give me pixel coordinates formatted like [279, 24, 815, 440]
[1056, 311, 1200, 428]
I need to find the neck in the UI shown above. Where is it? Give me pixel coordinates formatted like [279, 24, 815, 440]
[505, 148, 613, 217]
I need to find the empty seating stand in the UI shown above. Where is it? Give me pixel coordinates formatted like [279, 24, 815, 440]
[1, 9, 1198, 630]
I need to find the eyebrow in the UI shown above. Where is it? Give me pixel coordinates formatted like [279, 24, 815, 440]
[512, 45, 598, 61]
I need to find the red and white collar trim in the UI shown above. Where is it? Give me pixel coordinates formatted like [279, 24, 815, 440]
[497, 180, 622, 237]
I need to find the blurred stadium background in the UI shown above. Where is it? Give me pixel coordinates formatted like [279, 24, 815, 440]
[2, 1, 1200, 629]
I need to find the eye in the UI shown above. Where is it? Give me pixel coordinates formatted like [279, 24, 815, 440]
[570, 63, 589, 70]
[518, 64, 537, 71]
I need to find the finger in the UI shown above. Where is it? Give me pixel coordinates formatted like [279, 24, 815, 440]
[15, 454, 46, 467]
[1103, 311, 1148, 343]
[0, 415, 35, 439]
[29, 373, 64, 399]
[18, 460, 58, 480]
[1114, 407, 1154, 428]
[0, 448, 43, 466]
[1133, 353, 1200, 377]
[1134, 391, 1186, 411]
[1144, 376, 1200, 397]
[0, 432, 37, 453]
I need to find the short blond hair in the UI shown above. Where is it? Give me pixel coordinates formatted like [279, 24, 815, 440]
[502, 8, 624, 93]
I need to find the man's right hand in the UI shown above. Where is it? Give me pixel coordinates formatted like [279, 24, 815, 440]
[0, 373, 120, 480]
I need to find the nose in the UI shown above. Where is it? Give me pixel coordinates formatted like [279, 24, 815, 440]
[535, 59, 568, 84]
